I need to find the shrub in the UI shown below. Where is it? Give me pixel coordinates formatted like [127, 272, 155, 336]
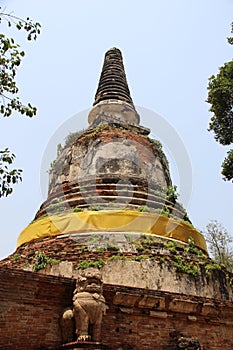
[33, 251, 60, 272]
[76, 259, 105, 270]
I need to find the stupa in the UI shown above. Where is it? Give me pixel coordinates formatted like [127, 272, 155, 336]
[0, 48, 233, 350]
[17, 47, 206, 252]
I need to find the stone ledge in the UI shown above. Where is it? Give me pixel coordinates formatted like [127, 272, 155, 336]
[104, 285, 233, 322]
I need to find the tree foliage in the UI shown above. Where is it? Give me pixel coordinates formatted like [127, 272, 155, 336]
[205, 220, 233, 272]
[0, 7, 40, 197]
[206, 23, 233, 181]
[0, 148, 22, 197]
[0, 7, 41, 117]
[207, 61, 233, 146]
[222, 149, 233, 181]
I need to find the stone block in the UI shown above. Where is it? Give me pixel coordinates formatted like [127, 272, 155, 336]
[150, 310, 168, 318]
[113, 292, 140, 307]
[169, 298, 198, 314]
[201, 303, 219, 317]
[138, 296, 165, 310]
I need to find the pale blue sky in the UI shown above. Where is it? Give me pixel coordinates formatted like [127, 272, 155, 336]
[0, 0, 232, 258]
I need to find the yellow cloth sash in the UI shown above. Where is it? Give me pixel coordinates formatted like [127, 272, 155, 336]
[17, 210, 207, 252]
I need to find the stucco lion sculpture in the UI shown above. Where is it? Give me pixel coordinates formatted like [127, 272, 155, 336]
[61, 268, 107, 343]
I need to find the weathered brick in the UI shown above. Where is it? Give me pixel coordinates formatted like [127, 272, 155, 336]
[1, 268, 233, 350]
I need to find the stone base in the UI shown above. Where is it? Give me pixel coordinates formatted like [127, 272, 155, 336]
[59, 341, 107, 350]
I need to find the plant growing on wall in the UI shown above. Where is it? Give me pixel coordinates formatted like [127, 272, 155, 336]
[33, 251, 59, 272]
[166, 185, 179, 203]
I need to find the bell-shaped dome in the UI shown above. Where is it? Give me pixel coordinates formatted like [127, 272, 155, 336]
[17, 48, 207, 253]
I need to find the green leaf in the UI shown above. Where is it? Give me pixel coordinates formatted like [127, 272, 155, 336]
[221, 149, 233, 182]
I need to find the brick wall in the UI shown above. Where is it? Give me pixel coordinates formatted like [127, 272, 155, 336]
[102, 285, 233, 350]
[0, 268, 75, 350]
[0, 268, 233, 350]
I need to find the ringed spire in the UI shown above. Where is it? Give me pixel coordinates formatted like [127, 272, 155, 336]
[93, 47, 135, 107]
[88, 48, 140, 126]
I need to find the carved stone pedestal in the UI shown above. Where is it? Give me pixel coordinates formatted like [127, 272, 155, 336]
[59, 341, 107, 350]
